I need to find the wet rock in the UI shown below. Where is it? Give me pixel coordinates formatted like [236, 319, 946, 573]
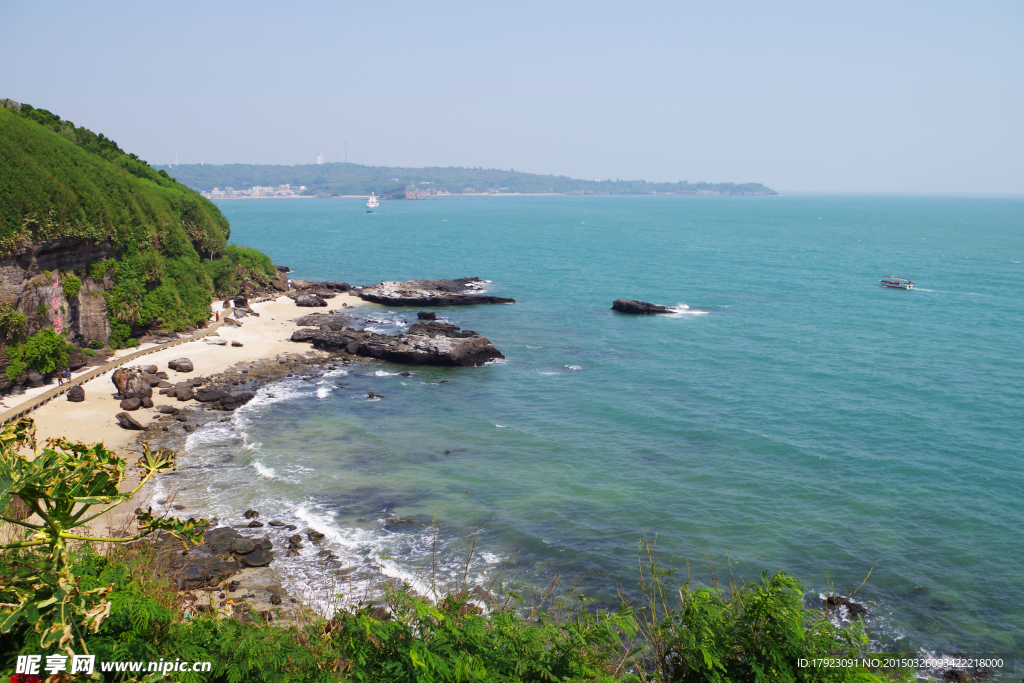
[247, 520, 264, 528]
[288, 534, 303, 545]
[158, 405, 179, 415]
[268, 520, 286, 527]
[255, 538, 273, 550]
[824, 595, 868, 616]
[296, 294, 327, 307]
[307, 530, 325, 543]
[219, 391, 256, 410]
[243, 510, 260, 519]
[115, 412, 144, 430]
[168, 358, 194, 372]
[112, 368, 152, 399]
[182, 424, 194, 433]
[270, 593, 282, 605]
[384, 517, 423, 531]
[358, 278, 515, 306]
[195, 387, 229, 402]
[66, 385, 85, 402]
[611, 299, 673, 314]
[120, 397, 142, 411]
[417, 311, 437, 320]
[229, 538, 256, 555]
[243, 549, 274, 567]
[357, 322, 504, 367]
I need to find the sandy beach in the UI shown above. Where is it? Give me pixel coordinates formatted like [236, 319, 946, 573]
[12, 292, 367, 536]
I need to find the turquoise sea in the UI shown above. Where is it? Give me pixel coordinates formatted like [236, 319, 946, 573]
[178, 195, 1022, 661]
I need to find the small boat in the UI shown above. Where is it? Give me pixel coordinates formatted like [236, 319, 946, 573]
[366, 192, 379, 213]
[880, 276, 913, 289]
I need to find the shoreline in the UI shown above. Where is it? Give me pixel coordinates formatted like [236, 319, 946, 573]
[21, 292, 368, 537]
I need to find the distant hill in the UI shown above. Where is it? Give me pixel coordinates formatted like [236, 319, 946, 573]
[156, 162, 776, 198]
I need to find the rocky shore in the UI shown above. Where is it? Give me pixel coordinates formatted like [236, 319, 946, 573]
[355, 278, 515, 306]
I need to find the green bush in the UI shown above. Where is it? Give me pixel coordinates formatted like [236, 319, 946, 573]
[60, 272, 81, 299]
[4, 328, 72, 380]
[0, 303, 26, 342]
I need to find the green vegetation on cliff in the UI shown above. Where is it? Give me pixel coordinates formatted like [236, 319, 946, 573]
[0, 100, 274, 343]
[158, 162, 777, 197]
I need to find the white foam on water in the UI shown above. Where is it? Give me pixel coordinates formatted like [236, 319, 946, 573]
[374, 370, 401, 376]
[494, 424, 506, 428]
[667, 303, 708, 317]
[252, 461, 277, 479]
[315, 385, 332, 399]
[483, 358, 507, 365]
[539, 371, 559, 376]
[479, 552, 503, 564]
[565, 365, 581, 371]
[366, 396, 382, 402]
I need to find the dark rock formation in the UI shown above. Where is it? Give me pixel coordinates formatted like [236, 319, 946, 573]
[68, 352, 89, 370]
[612, 299, 673, 314]
[174, 384, 194, 401]
[231, 340, 243, 347]
[359, 322, 503, 366]
[824, 595, 868, 616]
[115, 412, 144, 430]
[296, 294, 327, 307]
[417, 311, 437, 320]
[290, 320, 503, 366]
[112, 368, 152, 399]
[25, 371, 45, 388]
[66, 385, 85, 402]
[243, 509, 260, 519]
[119, 397, 142, 411]
[157, 405, 179, 415]
[150, 526, 265, 590]
[357, 278, 515, 307]
[195, 387, 229, 403]
[290, 328, 317, 342]
[219, 391, 255, 410]
[168, 358, 194, 372]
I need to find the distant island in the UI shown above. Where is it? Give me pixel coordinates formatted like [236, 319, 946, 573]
[156, 162, 776, 199]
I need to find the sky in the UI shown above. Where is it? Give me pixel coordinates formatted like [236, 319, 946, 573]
[2, 0, 1022, 193]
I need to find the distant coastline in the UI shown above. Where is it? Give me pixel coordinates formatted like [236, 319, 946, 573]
[158, 161, 776, 199]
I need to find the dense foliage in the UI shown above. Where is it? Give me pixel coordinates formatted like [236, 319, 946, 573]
[0, 100, 277, 343]
[3, 329, 73, 380]
[157, 162, 777, 198]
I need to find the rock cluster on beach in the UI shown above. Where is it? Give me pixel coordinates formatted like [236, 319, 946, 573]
[612, 299, 673, 314]
[356, 278, 515, 307]
[291, 320, 504, 367]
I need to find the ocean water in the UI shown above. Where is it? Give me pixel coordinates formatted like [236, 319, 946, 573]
[176, 195, 1022, 660]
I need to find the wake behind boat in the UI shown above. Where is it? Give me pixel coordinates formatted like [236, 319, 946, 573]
[880, 276, 913, 289]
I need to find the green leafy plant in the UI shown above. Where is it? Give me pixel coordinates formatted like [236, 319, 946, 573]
[4, 328, 72, 380]
[60, 273, 81, 299]
[0, 421, 206, 656]
[0, 303, 26, 342]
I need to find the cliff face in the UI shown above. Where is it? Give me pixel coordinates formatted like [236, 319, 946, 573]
[0, 238, 113, 344]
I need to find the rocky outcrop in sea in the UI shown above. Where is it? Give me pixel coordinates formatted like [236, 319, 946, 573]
[612, 299, 673, 314]
[356, 278, 515, 307]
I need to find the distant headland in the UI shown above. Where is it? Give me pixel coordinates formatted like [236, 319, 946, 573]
[155, 162, 776, 199]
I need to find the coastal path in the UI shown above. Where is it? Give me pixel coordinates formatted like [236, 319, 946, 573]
[0, 322, 224, 426]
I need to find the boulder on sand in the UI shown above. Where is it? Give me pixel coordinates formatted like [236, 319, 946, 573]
[611, 299, 673, 314]
[168, 358, 194, 372]
[296, 294, 327, 307]
[112, 368, 152, 399]
[115, 412, 144, 430]
[66, 385, 85, 402]
[119, 397, 142, 411]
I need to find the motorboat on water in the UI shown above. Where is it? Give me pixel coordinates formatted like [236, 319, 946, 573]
[880, 276, 913, 289]
[366, 192, 379, 213]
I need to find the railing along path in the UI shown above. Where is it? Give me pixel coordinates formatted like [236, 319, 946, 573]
[0, 321, 224, 426]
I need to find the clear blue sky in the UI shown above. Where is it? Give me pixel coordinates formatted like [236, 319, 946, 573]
[2, 0, 1021, 193]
